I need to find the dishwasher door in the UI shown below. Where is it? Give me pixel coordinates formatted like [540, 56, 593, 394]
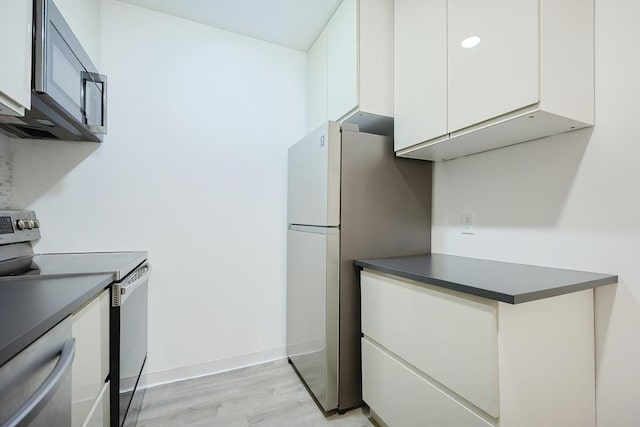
[0, 317, 74, 426]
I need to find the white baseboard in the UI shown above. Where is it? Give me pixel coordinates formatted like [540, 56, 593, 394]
[144, 346, 287, 388]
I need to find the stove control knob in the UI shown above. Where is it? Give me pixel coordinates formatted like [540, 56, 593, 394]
[16, 220, 25, 230]
[26, 220, 34, 229]
[32, 219, 40, 228]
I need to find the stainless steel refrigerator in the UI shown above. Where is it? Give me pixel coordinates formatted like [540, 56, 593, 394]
[287, 122, 432, 413]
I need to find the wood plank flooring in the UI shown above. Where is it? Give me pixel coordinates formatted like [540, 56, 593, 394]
[135, 359, 373, 426]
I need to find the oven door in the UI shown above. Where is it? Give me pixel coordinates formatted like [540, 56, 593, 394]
[111, 262, 150, 427]
[0, 318, 74, 426]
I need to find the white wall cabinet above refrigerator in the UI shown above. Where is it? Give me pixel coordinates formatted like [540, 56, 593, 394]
[395, 0, 594, 161]
[0, 0, 33, 117]
[306, 0, 393, 135]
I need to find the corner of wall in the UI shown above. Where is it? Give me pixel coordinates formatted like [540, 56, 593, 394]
[0, 134, 13, 209]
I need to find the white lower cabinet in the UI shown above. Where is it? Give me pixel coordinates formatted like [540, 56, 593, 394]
[84, 381, 110, 427]
[361, 270, 596, 427]
[361, 270, 498, 416]
[71, 289, 110, 427]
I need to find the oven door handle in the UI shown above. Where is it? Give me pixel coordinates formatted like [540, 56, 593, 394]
[2, 339, 76, 427]
[119, 263, 151, 305]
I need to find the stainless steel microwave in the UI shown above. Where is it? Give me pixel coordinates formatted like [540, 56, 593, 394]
[0, 0, 107, 142]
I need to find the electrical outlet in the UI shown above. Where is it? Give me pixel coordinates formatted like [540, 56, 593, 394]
[461, 213, 474, 235]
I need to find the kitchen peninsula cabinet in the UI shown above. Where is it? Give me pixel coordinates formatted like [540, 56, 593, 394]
[356, 254, 618, 427]
[0, 0, 33, 116]
[306, 0, 393, 135]
[395, 0, 594, 161]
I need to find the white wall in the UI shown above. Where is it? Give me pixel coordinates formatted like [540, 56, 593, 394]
[0, 134, 13, 208]
[431, 2, 640, 426]
[12, 0, 306, 385]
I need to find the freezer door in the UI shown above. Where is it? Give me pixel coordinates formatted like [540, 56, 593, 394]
[287, 122, 341, 227]
[286, 225, 339, 412]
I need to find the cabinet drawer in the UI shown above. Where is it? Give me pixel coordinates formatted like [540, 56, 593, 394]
[361, 270, 498, 416]
[71, 289, 110, 427]
[84, 381, 110, 427]
[362, 338, 493, 427]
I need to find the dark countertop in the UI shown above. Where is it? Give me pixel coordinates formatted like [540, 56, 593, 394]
[354, 254, 618, 304]
[0, 251, 148, 281]
[0, 274, 113, 366]
[34, 251, 147, 280]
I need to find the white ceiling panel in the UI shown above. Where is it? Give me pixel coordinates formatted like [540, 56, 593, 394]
[118, 0, 342, 51]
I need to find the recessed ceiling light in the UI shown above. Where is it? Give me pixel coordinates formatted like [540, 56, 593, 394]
[461, 36, 480, 49]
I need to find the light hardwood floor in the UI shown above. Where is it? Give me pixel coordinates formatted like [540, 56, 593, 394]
[135, 359, 373, 427]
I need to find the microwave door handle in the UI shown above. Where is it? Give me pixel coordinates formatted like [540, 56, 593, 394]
[118, 264, 151, 305]
[2, 339, 76, 427]
[81, 71, 108, 135]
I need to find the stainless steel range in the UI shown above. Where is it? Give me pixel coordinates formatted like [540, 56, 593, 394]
[0, 210, 149, 427]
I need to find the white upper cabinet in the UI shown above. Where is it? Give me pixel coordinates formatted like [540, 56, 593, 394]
[394, 0, 447, 152]
[395, 0, 594, 161]
[0, 0, 33, 116]
[327, 0, 358, 122]
[447, 0, 539, 132]
[306, 0, 393, 135]
[306, 28, 328, 131]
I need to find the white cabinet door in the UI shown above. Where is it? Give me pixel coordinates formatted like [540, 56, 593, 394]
[327, 0, 358, 121]
[394, 0, 447, 151]
[72, 290, 110, 427]
[448, 0, 539, 132]
[306, 0, 392, 133]
[306, 28, 328, 132]
[0, 0, 32, 116]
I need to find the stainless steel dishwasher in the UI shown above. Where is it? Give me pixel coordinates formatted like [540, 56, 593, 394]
[0, 318, 74, 426]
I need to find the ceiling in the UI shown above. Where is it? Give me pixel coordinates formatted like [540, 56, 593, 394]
[119, 0, 342, 52]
